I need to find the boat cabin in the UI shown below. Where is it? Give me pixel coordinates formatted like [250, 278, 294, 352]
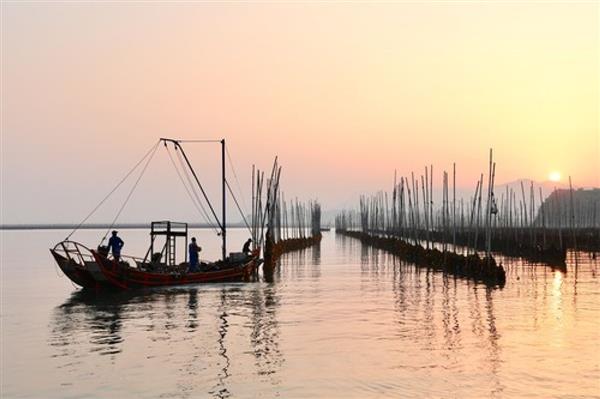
[143, 221, 189, 268]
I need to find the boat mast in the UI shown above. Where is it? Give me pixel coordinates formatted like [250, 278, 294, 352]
[221, 139, 227, 262]
[159, 138, 226, 261]
[161, 138, 222, 228]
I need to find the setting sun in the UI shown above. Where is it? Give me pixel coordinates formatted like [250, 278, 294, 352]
[549, 171, 561, 182]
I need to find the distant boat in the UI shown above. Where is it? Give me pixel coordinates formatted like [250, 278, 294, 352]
[50, 138, 262, 291]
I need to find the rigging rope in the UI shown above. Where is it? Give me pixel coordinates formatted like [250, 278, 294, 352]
[225, 146, 249, 217]
[172, 143, 223, 230]
[174, 147, 222, 230]
[166, 145, 220, 234]
[225, 179, 252, 234]
[65, 140, 160, 241]
[100, 141, 160, 244]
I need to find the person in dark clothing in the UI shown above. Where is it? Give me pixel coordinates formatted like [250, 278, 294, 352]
[242, 238, 252, 255]
[108, 230, 124, 261]
[188, 237, 202, 273]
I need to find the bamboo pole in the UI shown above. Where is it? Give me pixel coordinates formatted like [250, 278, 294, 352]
[421, 171, 425, 239]
[539, 187, 546, 249]
[452, 163, 456, 252]
[430, 165, 433, 241]
[474, 173, 484, 250]
[569, 176, 578, 266]
[486, 161, 496, 259]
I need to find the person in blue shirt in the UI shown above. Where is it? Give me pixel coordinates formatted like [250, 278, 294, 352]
[188, 237, 202, 272]
[108, 230, 124, 261]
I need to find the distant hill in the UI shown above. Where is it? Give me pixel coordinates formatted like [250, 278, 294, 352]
[534, 188, 600, 228]
[495, 178, 569, 200]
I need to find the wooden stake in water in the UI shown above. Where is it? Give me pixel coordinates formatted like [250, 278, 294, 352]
[539, 187, 546, 250]
[569, 176, 578, 267]
[452, 163, 456, 252]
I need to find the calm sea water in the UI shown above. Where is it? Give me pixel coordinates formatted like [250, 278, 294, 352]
[1, 228, 599, 398]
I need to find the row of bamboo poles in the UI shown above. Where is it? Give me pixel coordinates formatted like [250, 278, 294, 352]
[336, 150, 506, 287]
[336, 150, 598, 266]
[249, 158, 322, 265]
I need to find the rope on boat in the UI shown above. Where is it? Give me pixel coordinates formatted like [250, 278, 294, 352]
[166, 145, 220, 234]
[100, 141, 161, 244]
[65, 140, 161, 241]
[225, 146, 250, 218]
[225, 179, 252, 234]
[172, 142, 223, 230]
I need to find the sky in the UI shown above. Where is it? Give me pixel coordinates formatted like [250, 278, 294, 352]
[1, 1, 598, 224]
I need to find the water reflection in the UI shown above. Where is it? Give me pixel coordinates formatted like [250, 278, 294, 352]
[312, 240, 321, 267]
[248, 284, 283, 387]
[263, 242, 322, 284]
[209, 290, 231, 399]
[354, 237, 511, 397]
[186, 289, 199, 331]
[35, 230, 600, 398]
[485, 287, 503, 397]
[48, 282, 285, 398]
[49, 290, 127, 360]
[441, 275, 461, 352]
[551, 271, 564, 322]
[422, 268, 436, 349]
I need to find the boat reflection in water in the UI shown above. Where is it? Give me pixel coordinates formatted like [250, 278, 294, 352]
[49, 290, 127, 359]
[48, 278, 288, 397]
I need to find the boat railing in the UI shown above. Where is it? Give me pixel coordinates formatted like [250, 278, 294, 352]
[54, 240, 146, 268]
[52, 241, 95, 266]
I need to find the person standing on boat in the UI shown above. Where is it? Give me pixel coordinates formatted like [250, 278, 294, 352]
[188, 237, 202, 272]
[108, 230, 124, 261]
[242, 238, 252, 255]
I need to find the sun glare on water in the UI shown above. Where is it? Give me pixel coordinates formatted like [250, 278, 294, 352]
[549, 171, 561, 182]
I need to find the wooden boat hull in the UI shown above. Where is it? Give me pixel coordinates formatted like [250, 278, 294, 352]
[92, 251, 260, 290]
[50, 249, 98, 289]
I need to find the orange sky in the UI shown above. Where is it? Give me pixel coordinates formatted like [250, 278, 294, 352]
[1, 2, 598, 223]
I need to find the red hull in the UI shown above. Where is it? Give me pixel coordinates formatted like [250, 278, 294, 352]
[92, 251, 260, 290]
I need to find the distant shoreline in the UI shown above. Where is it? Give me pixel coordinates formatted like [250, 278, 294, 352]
[0, 223, 247, 231]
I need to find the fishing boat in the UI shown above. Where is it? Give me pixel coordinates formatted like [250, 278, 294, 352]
[91, 221, 261, 290]
[51, 138, 263, 291]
